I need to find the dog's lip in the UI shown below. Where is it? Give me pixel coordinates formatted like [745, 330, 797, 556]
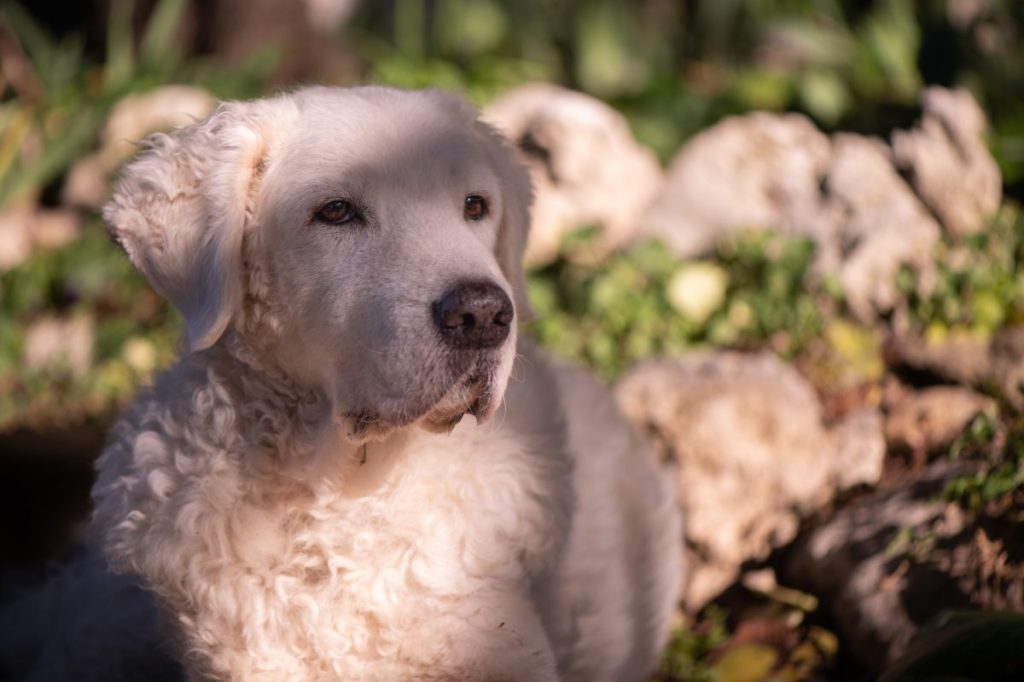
[341, 368, 494, 442]
[419, 371, 490, 432]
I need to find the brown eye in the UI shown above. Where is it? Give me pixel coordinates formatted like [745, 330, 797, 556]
[464, 195, 489, 221]
[315, 200, 358, 225]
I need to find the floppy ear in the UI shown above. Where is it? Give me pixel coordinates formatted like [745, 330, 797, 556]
[472, 119, 536, 321]
[103, 102, 270, 351]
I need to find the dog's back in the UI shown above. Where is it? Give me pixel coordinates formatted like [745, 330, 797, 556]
[521, 347, 682, 681]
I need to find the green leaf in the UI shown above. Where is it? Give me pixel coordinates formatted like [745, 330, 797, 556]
[141, 0, 188, 67]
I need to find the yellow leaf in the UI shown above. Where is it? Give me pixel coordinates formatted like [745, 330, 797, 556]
[712, 643, 778, 682]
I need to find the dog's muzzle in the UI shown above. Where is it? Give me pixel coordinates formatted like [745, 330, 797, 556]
[432, 280, 513, 349]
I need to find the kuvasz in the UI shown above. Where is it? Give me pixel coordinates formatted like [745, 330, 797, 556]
[91, 86, 681, 681]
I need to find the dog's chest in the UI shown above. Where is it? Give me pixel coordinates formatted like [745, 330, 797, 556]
[165, 425, 561, 672]
[250, 433, 547, 590]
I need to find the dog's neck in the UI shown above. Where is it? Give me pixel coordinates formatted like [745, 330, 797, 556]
[198, 329, 410, 494]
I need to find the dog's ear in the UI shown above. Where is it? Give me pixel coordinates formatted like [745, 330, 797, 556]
[472, 118, 536, 322]
[104, 102, 272, 351]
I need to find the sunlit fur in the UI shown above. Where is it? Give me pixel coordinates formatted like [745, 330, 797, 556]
[91, 86, 681, 681]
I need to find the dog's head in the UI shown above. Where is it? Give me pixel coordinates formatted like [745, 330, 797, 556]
[105, 87, 532, 440]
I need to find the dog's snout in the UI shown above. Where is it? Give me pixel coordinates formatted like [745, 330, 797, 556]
[433, 281, 513, 349]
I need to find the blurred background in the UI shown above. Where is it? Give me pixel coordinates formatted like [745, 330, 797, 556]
[2, 1, 1024, 679]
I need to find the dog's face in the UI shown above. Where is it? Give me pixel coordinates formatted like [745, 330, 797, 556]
[104, 87, 532, 441]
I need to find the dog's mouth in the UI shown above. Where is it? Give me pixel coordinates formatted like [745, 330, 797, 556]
[419, 370, 493, 433]
[341, 366, 499, 443]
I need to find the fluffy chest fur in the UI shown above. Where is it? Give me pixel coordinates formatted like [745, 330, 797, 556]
[92, 349, 571, 680]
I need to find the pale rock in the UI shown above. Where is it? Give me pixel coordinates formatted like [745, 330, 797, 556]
[63, 85, 216, 208]
[483, 83, 664, 266]
[24, 315, 95, 376]
[885, 328, 1024, 409]
[0, 207, 82, 271]
[822, 135, 941, 321]
[885, 386, 994, 456]
[640, 112, 832, 257]
[638, 89, 998, 323]
[302, 0, 360, 32]
[62, 155, 113, 212]
[988, 325, 1024, 410]
[892, 87, 1002, 237]
[885, 332, 992, 387]
[0, 207, 34, 271]
[103, 86, 217, 160]
[31, 209, 82, 250]
[615, 352, 885, 610]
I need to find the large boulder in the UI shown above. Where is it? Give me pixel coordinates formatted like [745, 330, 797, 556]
[780, 459, 1024, 670]
[63, 86, 216, 209]
[884, 385, 994, 458]
[639, 87, 998, 323]
[0, 206, 82, 273]
[615, 352, 885, 610]
[640, 112, 832, 258]
[821, 135, 940, 321]
[892, 87, 1002, 238]
[886, 326, 1024, 409]
[483, 83, 664, 266]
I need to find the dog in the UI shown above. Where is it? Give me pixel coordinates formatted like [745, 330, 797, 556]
[90, 86, 681, 681]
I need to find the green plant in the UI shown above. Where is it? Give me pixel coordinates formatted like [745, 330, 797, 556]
[943, 413, 1024, 512]
[0, 220, 179, 430]
[0, 0, 275, 208]
[899, 203, 1024, 340]
[654, 606, 730, 682]
[527, 230, 831, 380]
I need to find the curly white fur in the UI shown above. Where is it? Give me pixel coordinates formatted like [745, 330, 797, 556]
[90, 86, 681, 681]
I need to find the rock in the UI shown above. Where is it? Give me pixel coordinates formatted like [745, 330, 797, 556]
[30, 209, 82, 251]
[638, 88, 995, 323]
[822, 135, 941, 322]
[947, 0, 987, 29]
[63, 85, 216, 209]
[483, 83, 664, 266]
[885, 327, 1024, 409]
[641, 112, 832, 258]
[782, 461, 982, 670]
[891, 87, 1002, 238]
[885, 386, 994, 457]
[884, 332, 992, 387]
[989, 325, 1024, 410]
[23, 315, 95, 376]
[61, 154, 112, 212]
[615, 352, 885, 610]
[104, 86, 216, 156]
[302, 0, 361, 33]
[0, 208, 82, 272]
[0, 207, 33, 272]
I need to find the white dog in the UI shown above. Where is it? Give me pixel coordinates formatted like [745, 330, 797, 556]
[91, 86, 681, 681]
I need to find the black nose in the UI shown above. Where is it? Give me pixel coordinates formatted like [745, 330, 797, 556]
[433, 281, 514, 349]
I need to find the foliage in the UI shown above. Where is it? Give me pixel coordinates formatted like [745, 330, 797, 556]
[943, 412, 1024, 513]
[899, 204, 1024, 341]
[527, 230, 831, 379]
[349, 0, 1024, 178]
[655, 607, 730, 682]
[0, 221, 178, 430]
[0, 0, 275, 209]
[2, 1, 1024, 677]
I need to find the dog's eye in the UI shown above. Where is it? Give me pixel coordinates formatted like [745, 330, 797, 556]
[315, 200, 358, 225]
[464, 195, 489, 221]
